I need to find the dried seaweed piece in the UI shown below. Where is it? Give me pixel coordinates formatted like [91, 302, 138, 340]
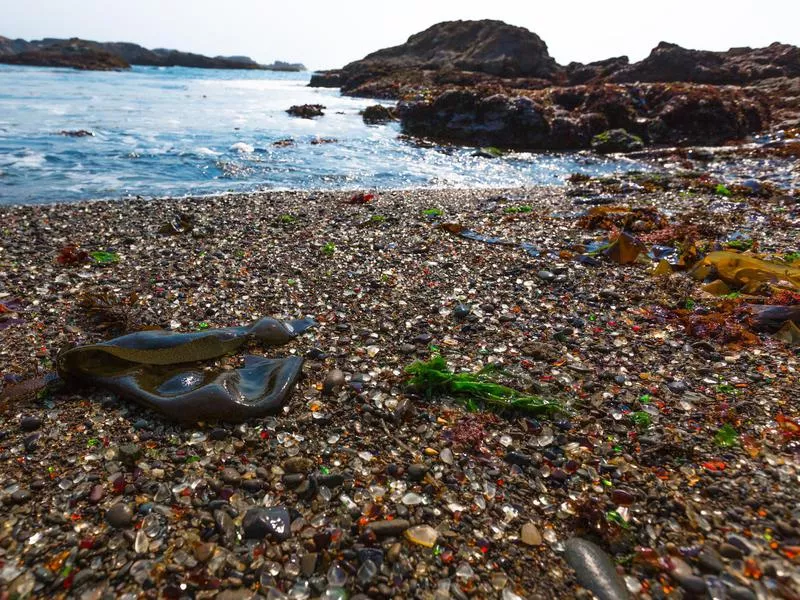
[604, 232, 645, 265]
[701, 280, 732, 295]
[79, 289, 142, 334]
[56, 245, 89, 266]
[652, 259, 673, 276]
[347, 192, 374, 204]
[0, 373, 61, 413]
[578, 205, 667, 232]
[678, 302, 759, 347]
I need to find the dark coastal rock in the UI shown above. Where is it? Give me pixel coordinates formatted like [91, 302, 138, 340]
[97, 42, 268, 70]
[146, 48, 264, 70]
[286, 104, 326, 119]
[398, 91, 550, 149]
[0, 39, 130, 71]
[315, 18, 796, 145]
[566, 56, 630, 85]
[308, 70, 342, 88]
[19, 416, 42, 431]
[0, 36, 300, 71]
[609, 41, 800, 85]
[261, 60, 305, 72]
[591, 129, 644, 153]
[398, 83, 768, 150]
[339, 19, 561, 96]
[0, 35, 32, 56]
[344, 19, 559, 78]
[564, 537, 629, 600]
[361, 104, 396, 124]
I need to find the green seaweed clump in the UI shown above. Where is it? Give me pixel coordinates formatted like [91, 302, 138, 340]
[631, 411, 652, 429]
[90, 251, 120, 264]
[715, 184, 732, 197]
[405, 354, 560, 415]
[714, 424, 739, 447]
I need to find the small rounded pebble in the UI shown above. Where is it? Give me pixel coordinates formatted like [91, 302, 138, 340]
[105, 503, 134, 528]
[20, 416, 42, 431]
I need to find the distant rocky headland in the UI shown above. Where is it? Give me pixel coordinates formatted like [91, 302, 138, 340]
[311, 19, 800, 150]
[0, 36, 305, 71]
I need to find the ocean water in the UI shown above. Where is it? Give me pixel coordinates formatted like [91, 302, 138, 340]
[0, 65, 648, 204]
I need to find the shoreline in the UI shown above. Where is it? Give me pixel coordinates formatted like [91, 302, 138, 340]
[1, 185, 798, 598]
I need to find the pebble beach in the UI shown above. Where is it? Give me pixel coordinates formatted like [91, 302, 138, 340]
[1, 183, 799, 599]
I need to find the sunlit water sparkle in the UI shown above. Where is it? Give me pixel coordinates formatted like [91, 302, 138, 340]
[0, 65, 650, 204]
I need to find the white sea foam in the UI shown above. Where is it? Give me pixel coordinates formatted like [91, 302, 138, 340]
[196, 147, 222, 156]
[229, 142, 254, 153]
[6, 151, 46, 169]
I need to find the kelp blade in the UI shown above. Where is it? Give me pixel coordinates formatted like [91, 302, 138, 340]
[56, 317, 314, 422]
[691, 251, 800, 291]
[88, 355, 304, 422]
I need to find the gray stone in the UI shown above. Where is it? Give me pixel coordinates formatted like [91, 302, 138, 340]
[220, 467, 241, 485]
[214, 509, 237, 546]
[105, 503, 134, 528]
[367, 519, 410, 537]
[564, 537, 629, 600]
[322, 369, 346, 396]
[118, 444, 142, 465]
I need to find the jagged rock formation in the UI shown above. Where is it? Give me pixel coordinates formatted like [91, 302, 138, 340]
[309, 19, 799, 147]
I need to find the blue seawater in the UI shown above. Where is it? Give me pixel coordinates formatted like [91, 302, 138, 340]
[0, 65, 648, 204]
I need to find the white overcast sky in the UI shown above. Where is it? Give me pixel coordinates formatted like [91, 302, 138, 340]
[1, 0, 797, 69]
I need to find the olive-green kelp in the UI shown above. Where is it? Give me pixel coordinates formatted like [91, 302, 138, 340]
[56, 317, 315, 422]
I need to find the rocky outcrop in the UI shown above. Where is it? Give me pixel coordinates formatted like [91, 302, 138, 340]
[262, 60, 305, 72]
[0, 36, 31, 56]
[361, 104, 396, 124]
[147, 48, 263, 69]
[330, 22, 800, 98]
[315, 19, 797, 147]
[308, 70, 342, 88]
[345, 20, 559, 78]
[337, 20, 561, 96]
[0, 35, 301, 71]
[610, 41, 800, 85]
[286, 104, 325, 118]
[398, 83, 769, 150]
[591, 129, 644, 153]
[565, 56, 629, 85]
[0, 39, 130, 70]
